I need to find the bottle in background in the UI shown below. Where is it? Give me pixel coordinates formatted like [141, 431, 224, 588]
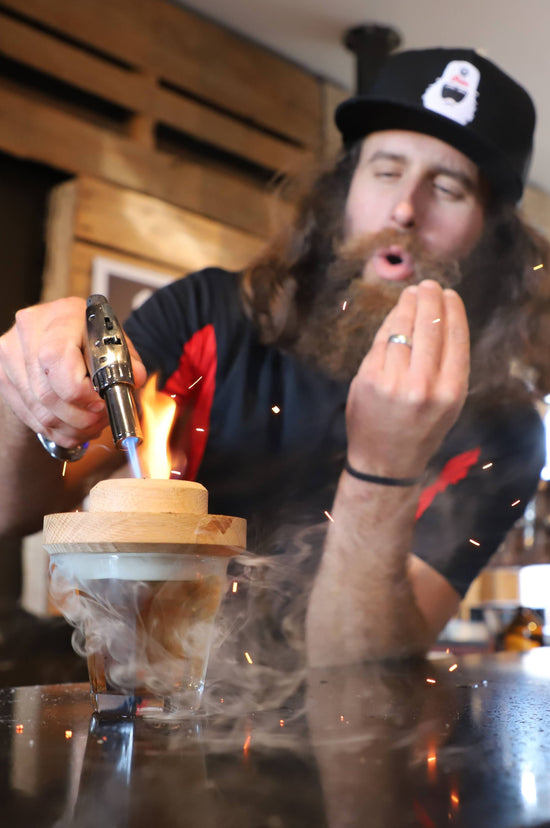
[496, 606, 544, 651]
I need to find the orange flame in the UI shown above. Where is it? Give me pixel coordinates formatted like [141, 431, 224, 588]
[138, 374, 177, 479]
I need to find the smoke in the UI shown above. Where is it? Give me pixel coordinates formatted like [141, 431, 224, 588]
[49, 551, 240, 713]
[48, 522, 323, 719]
[203, 523, 329, 730]
[204, 523, 324, 715]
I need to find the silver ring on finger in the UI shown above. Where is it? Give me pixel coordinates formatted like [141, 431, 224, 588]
[387, 333, 413, 348]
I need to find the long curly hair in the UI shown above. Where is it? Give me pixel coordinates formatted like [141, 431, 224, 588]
[241, 142, 550, 395]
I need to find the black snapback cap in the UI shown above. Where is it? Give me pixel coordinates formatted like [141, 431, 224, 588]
[335, 48, 535, 203]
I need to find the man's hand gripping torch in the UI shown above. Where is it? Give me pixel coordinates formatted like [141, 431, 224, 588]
[37, 294, 142, 462]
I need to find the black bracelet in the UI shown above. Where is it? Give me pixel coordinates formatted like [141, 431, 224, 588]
[344, 460, 420, 487]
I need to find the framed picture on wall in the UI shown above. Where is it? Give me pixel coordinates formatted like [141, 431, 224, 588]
[91, 257, 176, 323]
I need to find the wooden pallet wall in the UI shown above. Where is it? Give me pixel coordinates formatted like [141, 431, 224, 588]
[0, 0, 347, 237]
[42, 177, 267, 300]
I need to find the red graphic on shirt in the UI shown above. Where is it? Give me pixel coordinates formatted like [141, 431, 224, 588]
[416, 447, 481, 520]
[163, 325, 217, 481]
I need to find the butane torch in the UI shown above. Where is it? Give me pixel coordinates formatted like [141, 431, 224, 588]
[85, 294, 142, 450]
[37, 294, 142, 462]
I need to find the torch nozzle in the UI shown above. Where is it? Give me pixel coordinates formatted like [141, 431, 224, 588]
[103, 383, 142, 449]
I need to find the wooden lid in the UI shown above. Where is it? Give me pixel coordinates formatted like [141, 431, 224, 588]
[43, 478, 246, 555]
[89, 478, 208, 514]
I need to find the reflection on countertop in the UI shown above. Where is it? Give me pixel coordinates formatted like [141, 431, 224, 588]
[2, 649, 550, 827]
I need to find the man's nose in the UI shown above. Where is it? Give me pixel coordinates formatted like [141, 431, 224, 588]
[392, 199, 415, 228]
[390, 184, 421, 229]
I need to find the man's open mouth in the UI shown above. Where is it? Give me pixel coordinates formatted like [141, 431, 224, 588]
[387, 252, 403, 265]
[371, 246, 415, 281]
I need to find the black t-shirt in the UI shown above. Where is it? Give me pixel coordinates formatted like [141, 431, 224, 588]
[125, 267, 545, 597]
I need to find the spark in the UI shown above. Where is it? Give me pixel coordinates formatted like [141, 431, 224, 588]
[243, 733, 251, 753]
[15, 724, 23, 734]
[511, 499, 521, 507]
[244, 651, 253, 664]
[171, 469, 182, 476]
[65, 730, 73, 739]
[450, 792, 460, 806]
[482, 462, 493, 470]
[426, 677, 436, 684]
[534, 263, 544, 271]
[469, 538, 481, 547]
[449, 663, 458, 672]
[232, 581, 238, 593]
[432, 317, 441, 324]
[187, 376, 203, 389]
[340, 715, 345, 722]
[426, 747, 438, 787]
[324, 510, 334, 522]
[279, 719, 285, 727]
[62, 461, 68, 477]
[271, 405, 281, 414]
[342, 300, 348, 311]
[195, 427, 205, 432]
[220, 698, 224, 703]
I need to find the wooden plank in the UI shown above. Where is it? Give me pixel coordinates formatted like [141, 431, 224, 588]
[41, 179, 79, 302]
[1, 0, 154, 68]
[0, 12, 149, 112]
[0, 13, 306, 173]
[0, 82, 283, 237]
[66, 240, 182, 300]
[0, 9, 313, 174]
[42, 175, 265, 304]
[40, 182, 177, 302]
[3, 0, 324, 150]
[71, 177, 266, 273]
[154, 87, 312, 174]
[152, 2, 322, 149]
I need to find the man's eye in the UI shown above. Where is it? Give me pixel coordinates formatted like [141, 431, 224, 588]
[374, 169, 400, 179]
[435, 181, 463, 199]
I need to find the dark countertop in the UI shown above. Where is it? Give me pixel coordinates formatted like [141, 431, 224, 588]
[2, 649, 550, 827]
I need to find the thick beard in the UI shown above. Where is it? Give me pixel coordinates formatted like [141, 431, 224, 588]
[293, 229, 462, 382]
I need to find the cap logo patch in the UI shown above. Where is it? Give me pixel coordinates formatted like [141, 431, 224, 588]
[421, 60, 480, 126]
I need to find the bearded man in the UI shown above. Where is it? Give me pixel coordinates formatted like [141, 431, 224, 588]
[0, 48, 547, 666]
